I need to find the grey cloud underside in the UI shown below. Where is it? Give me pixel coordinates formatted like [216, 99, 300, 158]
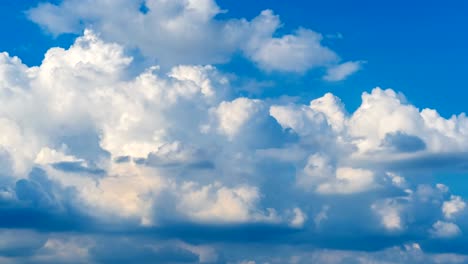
[0, 3, 467, 263]
[382, 131, 427, 153]
[348, 152, 468, 173]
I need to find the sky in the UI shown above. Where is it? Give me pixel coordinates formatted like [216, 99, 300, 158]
[0, 0, 468, 263]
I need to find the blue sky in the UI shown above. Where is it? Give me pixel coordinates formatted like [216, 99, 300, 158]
[1, 0, 468, 263]
[220, 0, 468, 116]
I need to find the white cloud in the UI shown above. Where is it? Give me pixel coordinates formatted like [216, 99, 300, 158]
[309, 93, 347, 132]
[1, 28, 468, 261]
[443, 195, 466, 219]
[177, 181, 276, 224]
[323, 60, 364, 81]
[270, 103, 331, 137]
[27, 0, 357, 75]
[296, 154, 376, 195]
[34, 147, 81, 165]
[430, 221, 461, 238]
[243, 23, 339, 72]
[289, 207, 307, 228]
[346, 88, 468, 156]
[213, 98, 264, 140]
[0, 31, 303, 227]
[296, 153, 334, 189]
[372, 199, 404, 231]
[317, 167, 376, 194]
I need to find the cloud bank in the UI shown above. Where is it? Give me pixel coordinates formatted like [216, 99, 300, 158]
[0, 0, 467, 263]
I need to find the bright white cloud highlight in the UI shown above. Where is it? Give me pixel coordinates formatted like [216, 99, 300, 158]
[372, 199, 404, 231]
[443, 195, 466, 219]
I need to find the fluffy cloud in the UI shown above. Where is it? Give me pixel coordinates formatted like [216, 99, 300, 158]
[296, 154, 377, 194]
[212, 98, 265, 140]
[0, 31, 299, 230]
[176, 182, 276, 224]
[372, 198, 405, 231]
[27, 0, 358, 77]
[345, 88, 468, 161]
[1, 21, 468, 263]
[443, 195, 466, 219]
[242, 20, 339, 72]
[431, 221, 462, 238]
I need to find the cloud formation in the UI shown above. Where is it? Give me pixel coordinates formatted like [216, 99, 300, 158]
[28, 0, 356, 77]
[0, 1, 467, 263]
[323, 60, 364, 81]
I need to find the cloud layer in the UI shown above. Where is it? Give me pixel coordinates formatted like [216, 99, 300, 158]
[0, 1, 467, 263]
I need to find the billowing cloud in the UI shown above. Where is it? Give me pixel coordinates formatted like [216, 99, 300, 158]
[27, 0, 357, 76]
[0, 3, 467, 262]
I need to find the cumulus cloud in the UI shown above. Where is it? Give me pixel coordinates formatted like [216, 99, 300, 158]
[372, 198, 404, 231]
[213, 98, 265, 140]
[443, 195, 466, 219]
[431, 221, 462, 238]
[0, 31, 298, 230]
[176, 182, 276, 224]
[27, 0, 358, 76]
[296, 154, 377, 194]
[345, 88, 468, 158]
[1, 23, 468, 263]
[243, 21, 339, 72]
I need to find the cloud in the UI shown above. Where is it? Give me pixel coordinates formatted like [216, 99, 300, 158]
[372, 198, 404, 231]
[213, 98, 265, 139]
[256, 243, 468, 264]
[0, 229, 47, 257]
[27, 0, 356, 75]
[90, 239, 199, 264]
[323, 60, 364, 81]
[296, 153, 377, 194]
[317, 167, 376, 194]
[382, 131, 427, 153]
[243, 21, 339, 72]
[289, 207, 307, 228]
[1, 27, 468, 262]
[443, 195, 466, 219]
[431, 221, 462, 238]
[3, 232, 468, 264]
[176, 182, 277, 224]
[346, 88, 468, 156]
